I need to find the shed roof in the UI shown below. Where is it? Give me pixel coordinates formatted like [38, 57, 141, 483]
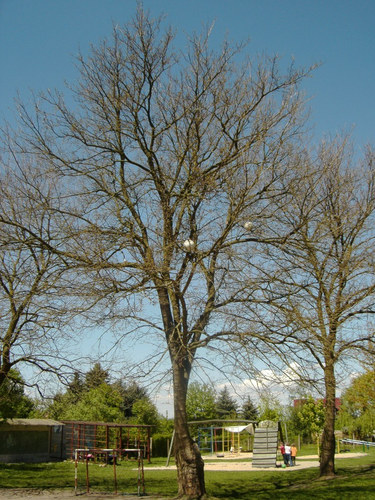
[0, 418, 64, 427]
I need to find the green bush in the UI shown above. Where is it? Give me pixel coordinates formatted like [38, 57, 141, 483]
[151, 433, 172, 457]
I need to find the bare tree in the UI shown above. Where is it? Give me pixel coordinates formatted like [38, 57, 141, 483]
[10, 9, 312, 497]
[243, 137, 375, 477]
[0, 150, 79, 391]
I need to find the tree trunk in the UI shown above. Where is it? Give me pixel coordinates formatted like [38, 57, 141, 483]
[172, 360, 206, 499]
[320, 361, 336, 477]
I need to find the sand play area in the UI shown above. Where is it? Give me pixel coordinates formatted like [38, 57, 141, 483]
[153, 451, 366, 472]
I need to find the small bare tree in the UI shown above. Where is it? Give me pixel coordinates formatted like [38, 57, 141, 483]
[0, 150, 79, 391]
[243, 137, 375, 477]
[10, 9, 312, 497]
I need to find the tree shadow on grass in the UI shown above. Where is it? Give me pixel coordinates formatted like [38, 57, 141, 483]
[206, 465, 375, 500]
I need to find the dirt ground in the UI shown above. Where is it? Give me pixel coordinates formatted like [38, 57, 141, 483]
[156, 451, 366, 472]
[0, 492, 168, 499]
[0, 453, 366, 499]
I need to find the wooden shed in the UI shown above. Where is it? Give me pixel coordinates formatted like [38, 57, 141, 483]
[0, 418, 65, 463]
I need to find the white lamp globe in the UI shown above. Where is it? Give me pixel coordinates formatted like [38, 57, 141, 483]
[244, 221, 253, 231]
[183, 239, 195, 252]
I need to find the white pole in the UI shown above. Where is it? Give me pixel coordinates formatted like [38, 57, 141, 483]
[166, 430, 175, 467]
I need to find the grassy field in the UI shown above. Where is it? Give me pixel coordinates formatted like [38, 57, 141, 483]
[0, 446, 374, 499]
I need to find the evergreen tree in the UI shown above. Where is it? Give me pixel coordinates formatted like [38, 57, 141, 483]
[216, 386, 238, 419]
[241, 396, 259, 421]
[67, 371, 84, 402]
[112, 380, 148, 418]
[84, 363, 109, 389]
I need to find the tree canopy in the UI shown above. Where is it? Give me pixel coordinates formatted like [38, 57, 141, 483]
[337, 371, 375, 439]
[44, 364, 158, 426]
[0, 369, 34, 419]
[292, 397, 325, 439]
[186, 382, 217, 422]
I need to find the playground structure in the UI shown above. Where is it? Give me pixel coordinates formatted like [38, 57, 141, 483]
[62, 420, 152, 463]
[194, 420, 283, 469]
[74, 447, 145, 496]
[197, 424, 255, 454]
[166, 420, 256, 466]
[340, 438, 375, 452]
[252, 424, 279, 468]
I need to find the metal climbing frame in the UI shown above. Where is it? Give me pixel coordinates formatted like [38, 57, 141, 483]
[74, 447, 145, 496]
[62, 420, 152, 463]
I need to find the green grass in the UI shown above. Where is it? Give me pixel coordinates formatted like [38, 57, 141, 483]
[0, 448, 374, 499]
[205, 465, 375, 499]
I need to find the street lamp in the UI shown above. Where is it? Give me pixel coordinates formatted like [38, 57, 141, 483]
[183, 239, 196, 252]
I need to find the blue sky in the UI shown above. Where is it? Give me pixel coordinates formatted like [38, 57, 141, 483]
[1, 0, 375, 148]
[1, 0, 374, 412]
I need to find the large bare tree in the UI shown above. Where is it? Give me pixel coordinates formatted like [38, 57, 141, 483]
[10, 9, 312, 497]
[244, 137, 375, 477]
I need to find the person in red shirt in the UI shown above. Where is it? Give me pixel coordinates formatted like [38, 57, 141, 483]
[280, 442, 286, 465]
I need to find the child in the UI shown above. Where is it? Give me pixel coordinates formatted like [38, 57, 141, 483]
[291, 443, 297, 466]
[284, 443, 292, 466]
[279, 442, 286, 465]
